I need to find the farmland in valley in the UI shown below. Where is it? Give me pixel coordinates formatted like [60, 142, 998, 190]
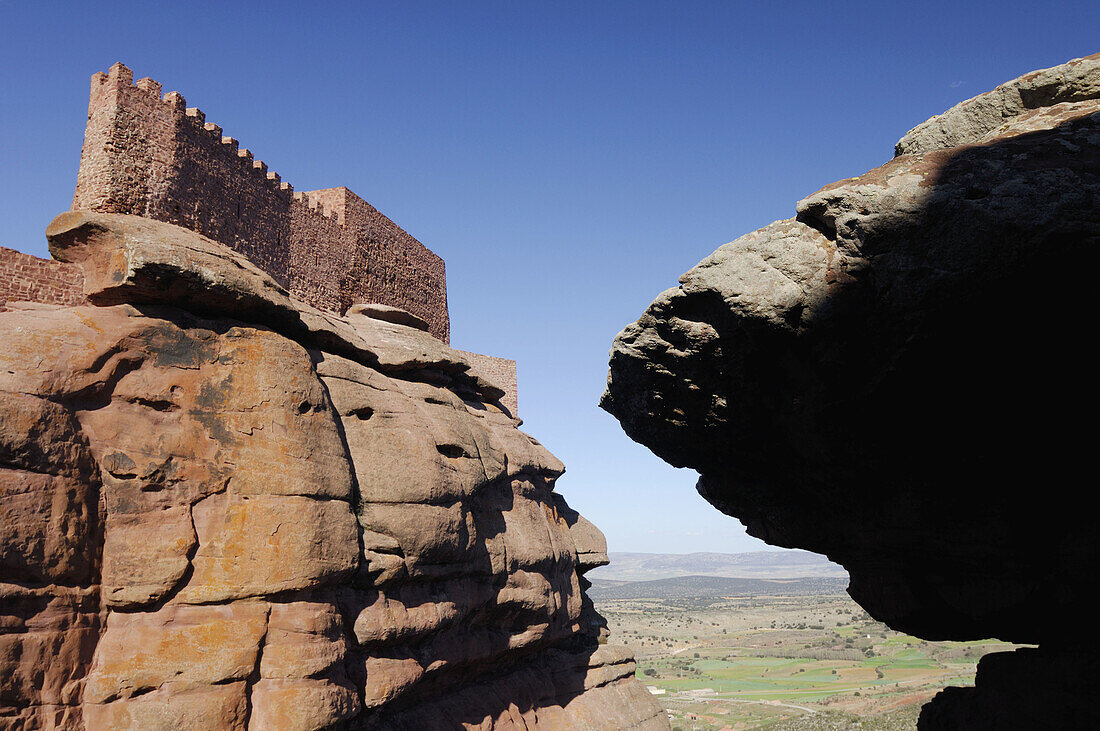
[590, 554, 1021, 729]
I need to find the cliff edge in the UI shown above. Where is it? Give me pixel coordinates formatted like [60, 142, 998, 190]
[0, 212, 667, 730]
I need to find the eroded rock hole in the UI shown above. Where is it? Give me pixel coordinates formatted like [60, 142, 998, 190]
[349, 406, 374, 421]
[436, 444, 467, 459]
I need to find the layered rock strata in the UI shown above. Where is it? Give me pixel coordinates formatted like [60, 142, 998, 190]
[0, 212, 666, 730]
[602, 53, 1100, 728]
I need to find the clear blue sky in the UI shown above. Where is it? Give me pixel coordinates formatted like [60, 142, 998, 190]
[2, 1, 1096, 553]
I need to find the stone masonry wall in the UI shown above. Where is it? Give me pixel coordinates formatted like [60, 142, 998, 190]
[72, 65, 293, 284]
[71, 63, 449, 342]
[306, 187, 449, 342]
[0, 246, 86, 307]
[458, 350, 518, 417]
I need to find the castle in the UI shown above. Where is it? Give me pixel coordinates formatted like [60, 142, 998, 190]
[0, 62, 517, 413]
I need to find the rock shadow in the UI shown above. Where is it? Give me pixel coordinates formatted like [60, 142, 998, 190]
[602, 111, 1100, 728]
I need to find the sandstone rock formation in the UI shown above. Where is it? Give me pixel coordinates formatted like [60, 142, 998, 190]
[602, 53, 1100, 729]
[1, 212, 667, 730]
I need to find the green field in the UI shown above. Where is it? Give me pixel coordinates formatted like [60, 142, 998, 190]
[595, 590, 1021, 729]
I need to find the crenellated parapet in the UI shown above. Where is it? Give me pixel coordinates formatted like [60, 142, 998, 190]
[72, 63, 449, 342]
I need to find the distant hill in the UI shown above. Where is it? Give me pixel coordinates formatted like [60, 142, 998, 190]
[587, 574, 850, 601]
[587, 550, 848, 582]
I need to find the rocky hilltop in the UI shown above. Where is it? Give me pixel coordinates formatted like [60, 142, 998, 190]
[602, 53, 1100, 728]
[0, 212, 667, 729]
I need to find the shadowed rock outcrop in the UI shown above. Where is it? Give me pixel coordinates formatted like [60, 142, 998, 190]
[1, 212, 667, 730]
[601, 53, 1100, 729]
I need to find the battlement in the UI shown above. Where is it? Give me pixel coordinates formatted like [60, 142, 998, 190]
[72, 63, 449, 341]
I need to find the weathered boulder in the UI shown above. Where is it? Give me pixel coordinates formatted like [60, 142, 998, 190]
[1, 213, 666, 729]
[602, 53, 1100, 728]
[894, 53, 1100, 155]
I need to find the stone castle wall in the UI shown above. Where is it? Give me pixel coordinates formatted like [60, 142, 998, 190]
[301, 187, 449, 331]
[71, 63, 449, 341]
[0, 246, 85, 307]
[458, 350, 519, 416]
[2, 62, 518, 412]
